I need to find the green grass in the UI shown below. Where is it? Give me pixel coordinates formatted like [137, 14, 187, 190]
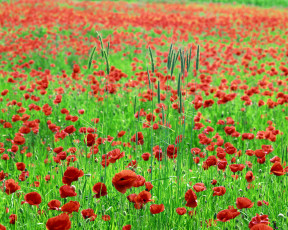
[0, 0, 288, 229]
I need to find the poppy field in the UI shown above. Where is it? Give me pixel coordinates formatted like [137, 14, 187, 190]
[1, 0, 288, 229]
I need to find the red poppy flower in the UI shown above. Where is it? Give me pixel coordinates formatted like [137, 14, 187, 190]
[250, 224, 273, 230]
[92, 182, 107, 198]
[245, 171, 255, 183]
[193, 183, 206, 192]
[9, 214, 17, 224]
[62, 167, 84, 185]
[130, 132, 144, 145]
[216, 208, 240, 222]
[142, 152, 151, 161]
[112, 170, 137, 194]
[270, 156, 281, 163]
[81, 209, 97, 221]
[236, 197, 254, 209]
[150, 204, 165, 214]
[270, 162, 285, 176]
[16, 162, 25, 171]
[59, 185, 77, 198]
[0, 224, 6, 230]
[84, 133, 96, 147]
[255, 149, 265, 158]
[108, 149, 125, 163]
[13, 136, 25, 145]
[122, 225, 131, 230]
[248, 214, 270, 229]
[133, 175, 146, 188]
[134, 191, 152, 209]
[102, 215, 111, 221]
[48, 200, 61, 210]
[213, 186, 226, 196]
[205, 155, 217, 167]
[4, 179, 20, 195]
[117, 131, 126, 138]
[64, 125, 76, 134]
[21, 192, 42, 207]
[176, 207, 187, 215]
[78, 109, 85, 114]
[185, 189, 197, 208]
[217, 160, 228, 170]
[145, 182, 153, 191]
[53, 147, 63, 154]
[229, 164, 245, 173]
[46, 213, 71, 230]
[211, 179, 217, 185]
[166, 145, 177, 159]
[127, 194, 137, 203]
[61, 201, 80, 214]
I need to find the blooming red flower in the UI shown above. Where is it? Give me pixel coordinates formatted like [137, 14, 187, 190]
[127, 193, 137, 203]
[4, 179, 20, 195]
[134, 191, 152, 209]
[81, 209, 97, 221]
[64, 125, 76, 134]
[62, 167, 84, 185]
[48, 200, 61, 211]
[61, 201, 80, 214]
[249, 214, 270, 229]
[213, 186, 226, 196]
[236, 197, 254, 209]
[145, 182, 153, 191]
[53, 147, 63, 154]
[193, 183, 206, 192]
[122, 225, 131, 230]
[59, 185, 77, 198]
[92, 182, 107, 198]
[9, 214, 17, 224]
[21, 192, 42, 207]
[84, 133, 96, 147]
[16, 162, 25, 171]
[46, 213, 71, 230]
[133, 175, 146, 188]
[142, 152, 151, 161]
[0, 224, 6, 230]
[245, 171, 255, 183]
[229, 164, 245, 173]
[102, 215, 111, 221]
[211, 179, 217, 185]
[216, 207, 240, 222]
[108, 149, 125, 163]
[117, 131, 126, 138]
[150, 204, 165, 214]
[250, 224, 273, 230]
[185, 189, 197, 208]
[13, 136, 25, 145]
[270, 162, 285, 176]
[217, 160, 228, 170]
[130, 132, 144, 145]
[112, 170, 137, 194]
[176, 207, 187, 215]
[166, 144, 177, 159]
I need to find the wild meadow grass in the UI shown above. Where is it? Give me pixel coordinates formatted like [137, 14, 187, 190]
[0, 0, 287, 229]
